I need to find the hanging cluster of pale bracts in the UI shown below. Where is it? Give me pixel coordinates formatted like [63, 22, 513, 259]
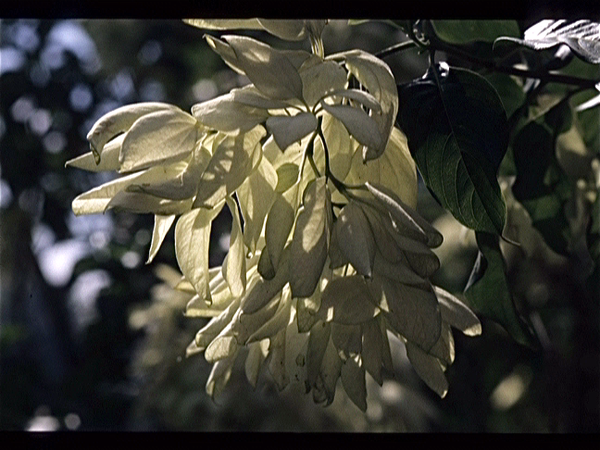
[67, 19, 481, 410]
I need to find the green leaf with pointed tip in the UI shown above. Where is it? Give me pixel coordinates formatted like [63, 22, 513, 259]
[255, 19, 308, 41]
[245, 340, 269, 388]
[433, 286, 482, 336]
[275, 163, 300, 193]
[247, 291, 293, 343]
[307, 320, 331, 385]
[119, 108, 198, 173]
[265, 187, 297, 269]
[398, 65, 508, 235]
[241, 247, 290, 314]
[322, 112, 354, 181]
[66, 134, 123, 172]
[464, 232, 538, 348]
[267, 328, 289, 391]
[71, 163, 188, 215]
[206, 355, 237, 400]
[191, 296, 242, 352]
[360, 317, 389, 385]
[230, 85, 291, 110]
[331, 323, 362, 360]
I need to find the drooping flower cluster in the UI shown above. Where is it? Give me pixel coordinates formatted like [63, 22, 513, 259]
[67, 20, 481, 410]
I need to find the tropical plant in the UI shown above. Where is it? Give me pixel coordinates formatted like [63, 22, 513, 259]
[66, 19, 600, 412]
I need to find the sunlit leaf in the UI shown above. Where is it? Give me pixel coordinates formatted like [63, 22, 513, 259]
[223, 35, 304, 100]
[345, 127, 417, 209]
[317, 275, 378, 324]
[193, 127, 265, 208]
[222, 197, 246, 297]
[321, 103, 383, 152]
[236, 156, 278, 253]
[175, 203, 224, 299]
[66, 134, 123, 172]
[434, 286, 482, 336]
[192, 92, 270, 133]
[119, 108, 198, 173]
[299, 57, 347, 106]
[265, 186, 298, 269]
[290, 178, 331, 298]
[87, 102, 177, 161]
[266, 112, 318, 151]
[147, 214, 176, 264]
[336, 50, 397, 161]
[333, 202, 376, 277]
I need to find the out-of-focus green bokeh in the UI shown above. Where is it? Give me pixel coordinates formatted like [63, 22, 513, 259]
[1, 19, 598, 432]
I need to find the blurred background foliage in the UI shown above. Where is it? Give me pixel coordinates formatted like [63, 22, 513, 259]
[0, 19, 598, 432]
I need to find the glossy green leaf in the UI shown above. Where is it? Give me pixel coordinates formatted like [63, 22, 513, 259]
[398, 65, 508, 234]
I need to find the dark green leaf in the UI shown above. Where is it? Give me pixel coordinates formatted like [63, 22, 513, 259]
[464, 232, 537, 348]
[431, 20, 520, 45]
[398, 65, 509, 234]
